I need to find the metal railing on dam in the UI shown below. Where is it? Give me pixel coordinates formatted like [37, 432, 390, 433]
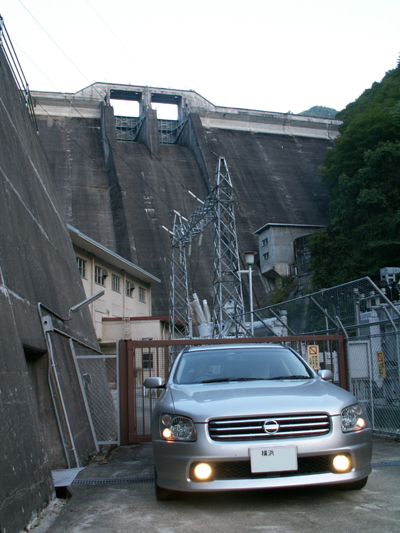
[0, 15, 38, 131]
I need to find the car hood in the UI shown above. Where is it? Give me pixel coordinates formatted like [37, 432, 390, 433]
[168, 379, 355, 422]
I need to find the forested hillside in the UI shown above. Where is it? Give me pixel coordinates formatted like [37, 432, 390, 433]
[309, 60, 400, 288]
[298, 106, 338, 118]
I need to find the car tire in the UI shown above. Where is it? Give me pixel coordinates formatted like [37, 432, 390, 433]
[336, 476, 368, 490]
[154, 470, 177, 501]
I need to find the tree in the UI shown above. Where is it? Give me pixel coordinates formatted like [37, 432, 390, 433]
[309, 62, 400, 289]
[298, 106, 338, 119]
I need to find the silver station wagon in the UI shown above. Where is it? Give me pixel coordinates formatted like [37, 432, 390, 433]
[144, 344, 372, 500]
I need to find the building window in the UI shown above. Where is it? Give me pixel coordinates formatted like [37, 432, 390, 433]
[112, 274, 120, 292]
[139, 287, 146, 303]
[76, 256, 86, 278]
[263, 252, 269, 260]
[143, 352, 153, 370]
[95, 266, 107, 286]
[262, 238, 268, 246]
[126, 281, 135, 298]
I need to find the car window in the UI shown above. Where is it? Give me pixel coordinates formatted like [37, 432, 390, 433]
[174, 347, 312, 384]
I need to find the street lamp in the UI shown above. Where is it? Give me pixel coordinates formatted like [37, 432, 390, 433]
[66, 289, 105, 320]
[240, 252, 257, 336]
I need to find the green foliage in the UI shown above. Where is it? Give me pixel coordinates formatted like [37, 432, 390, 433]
[298, 106, 338, 119]
[310, 62, 400, 289]
[269, 276, 298, 305]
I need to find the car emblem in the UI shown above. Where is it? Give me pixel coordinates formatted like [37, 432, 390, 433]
[263, 419, 279, 435]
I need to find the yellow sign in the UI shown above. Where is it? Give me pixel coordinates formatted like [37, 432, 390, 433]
[376, 351, 386, 379]
[307, 345, 320, 370]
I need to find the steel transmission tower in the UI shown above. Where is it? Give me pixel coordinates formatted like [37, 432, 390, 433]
[212, 158, 245, 338]
[168, 157, 246, 339]
[168, 213, 191, 339]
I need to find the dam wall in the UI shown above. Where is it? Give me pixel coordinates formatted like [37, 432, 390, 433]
[32, 83, 338, 313]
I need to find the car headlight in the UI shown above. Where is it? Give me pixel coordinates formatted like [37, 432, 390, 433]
[341, 404, 367, 432]
[160, 414, 196, 441]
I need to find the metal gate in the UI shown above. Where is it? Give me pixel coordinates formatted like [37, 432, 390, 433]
[73, 351, 120, 447]
[119, 335, 346, 444]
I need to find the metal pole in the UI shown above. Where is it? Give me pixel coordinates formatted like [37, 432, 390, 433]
[381, 306, 400, 402]
[239, 269, 254, 337]
[249, 265, 254, 336]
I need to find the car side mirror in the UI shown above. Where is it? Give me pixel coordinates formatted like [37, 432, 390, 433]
[144, 376, 165, 389]
[318, 369, 333, 381]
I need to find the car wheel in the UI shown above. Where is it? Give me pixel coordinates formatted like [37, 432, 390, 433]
[336, 476, 368, 490]
[154, 470, 177, 501]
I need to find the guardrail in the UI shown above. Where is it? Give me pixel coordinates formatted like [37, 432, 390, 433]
[0, 15, 38, 131]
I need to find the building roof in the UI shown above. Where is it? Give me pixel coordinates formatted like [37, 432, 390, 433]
[68, 225, 161, 285]
[254, 223, 325, 235]
[102, 316, 169, 322]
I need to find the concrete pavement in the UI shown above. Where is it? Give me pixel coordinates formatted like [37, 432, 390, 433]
[28, 436, 400, 533]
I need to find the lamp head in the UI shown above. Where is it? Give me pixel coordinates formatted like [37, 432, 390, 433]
[244, 251, 257, 267]
[67, 289, 105, 319]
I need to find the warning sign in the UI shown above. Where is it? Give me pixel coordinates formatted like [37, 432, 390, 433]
[307, 345, 320, 371]
[376, 351, 386, 379]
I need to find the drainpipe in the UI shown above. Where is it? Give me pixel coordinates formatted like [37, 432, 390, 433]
[39, 306, 79, 468]
[38, 301, 103, 468]
[122, 270, 126, 319]
[90, 254, 95, 320]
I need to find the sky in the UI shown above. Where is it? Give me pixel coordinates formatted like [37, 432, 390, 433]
[1, 0, 399, 116]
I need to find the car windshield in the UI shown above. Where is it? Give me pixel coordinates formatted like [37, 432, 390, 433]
[173, 347, 312, 384]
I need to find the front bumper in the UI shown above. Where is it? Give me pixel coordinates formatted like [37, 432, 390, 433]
[153, 417, 372, 492]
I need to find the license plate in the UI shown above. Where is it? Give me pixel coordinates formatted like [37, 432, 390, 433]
[249, 446, 298, 473]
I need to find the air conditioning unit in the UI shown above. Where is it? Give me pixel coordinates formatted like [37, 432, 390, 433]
[102, 269, 108, 278]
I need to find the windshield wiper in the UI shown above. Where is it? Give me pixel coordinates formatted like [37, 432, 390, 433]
[201, 377, 266, 383]
[268, 375, 311, 380]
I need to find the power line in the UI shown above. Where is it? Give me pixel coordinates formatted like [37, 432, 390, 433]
[16, 0, 194, 214]
[14, 33, 187, 217]
[17, 0, 90, 87]
[84, 0, 148, 83]
[9, 4, 216, 286]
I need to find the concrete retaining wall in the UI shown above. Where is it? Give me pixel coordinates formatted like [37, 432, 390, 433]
[0, 47, 99, 532]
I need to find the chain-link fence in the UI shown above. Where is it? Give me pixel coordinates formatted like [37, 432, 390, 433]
[132, 346, 168, 438]
[74, 353, 119, 446]
[252, 277, 399, 336]
[347, 331, 400, 436]
[252, 277, 400, 436]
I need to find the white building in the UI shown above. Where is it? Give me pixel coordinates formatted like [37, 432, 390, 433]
[255, 223, 324, 279]
[380, 267, 400, 284]
[68, 225, 165, 347]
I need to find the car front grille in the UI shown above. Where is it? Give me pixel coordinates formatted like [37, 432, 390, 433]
[206, 455, 332, 480]
[208, 414, 330, 441]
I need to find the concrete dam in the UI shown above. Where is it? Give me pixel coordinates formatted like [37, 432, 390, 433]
[32, 83, 339, 316]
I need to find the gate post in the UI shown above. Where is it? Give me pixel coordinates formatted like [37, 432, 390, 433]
[337, 334, 349, 391]
[118, 340, 129, 445]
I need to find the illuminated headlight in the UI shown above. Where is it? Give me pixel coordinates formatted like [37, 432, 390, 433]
[160, 414, 196, 441]
[341, 404, 367, 433]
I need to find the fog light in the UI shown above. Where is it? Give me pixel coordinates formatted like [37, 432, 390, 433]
[194, 463, 212, 481]
[332, 454, 352, 473]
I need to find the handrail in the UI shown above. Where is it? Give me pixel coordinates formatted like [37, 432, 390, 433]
[0, 15, 38, 131]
